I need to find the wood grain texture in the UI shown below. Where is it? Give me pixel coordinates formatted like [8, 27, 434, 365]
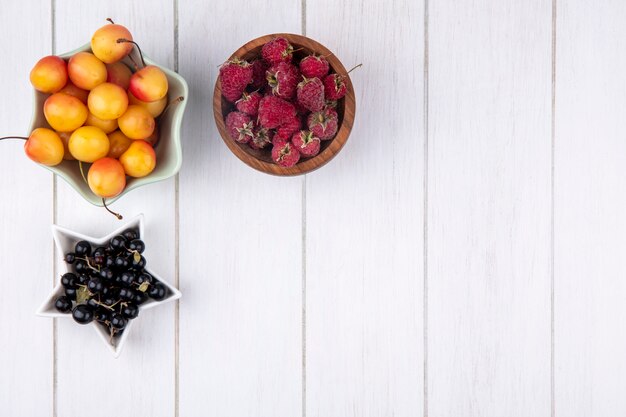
[177, 1, 303, 416]
[213, 33, 355, 176]
[305, 0, 424, 415]
[0, 2, 53, 416]
[555, 1, 626, 415]
[53, 2, 177, 416]
[428, 1, 552, 416]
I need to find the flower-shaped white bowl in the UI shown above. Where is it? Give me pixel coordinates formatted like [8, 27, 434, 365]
[36, 214, 181, 357]
[29, 44, 188, 206]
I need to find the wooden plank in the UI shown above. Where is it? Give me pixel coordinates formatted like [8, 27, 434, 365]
[52, 2, 177, 416]
[554, 1, 626, 415]
[177, 1, 303, 416]
[305, 0, 424, 415]
[427, 1, 552, 416]
[0, 1, 54, 415]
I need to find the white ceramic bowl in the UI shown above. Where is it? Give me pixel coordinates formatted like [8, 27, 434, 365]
[29, 44, 188, 206]
[36, 214, 181, 357]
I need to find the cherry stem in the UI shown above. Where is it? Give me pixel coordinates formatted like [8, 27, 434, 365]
[127, 54, 140, 71]
[106, 18, 115, 24]
[0, 136, 28, 142]
[160, 96, 184, 118]
[117, 38, 146, 67]
[102, 198, 123, 220]
[78, 161, 88, 185]
[346, 63, 363, 75]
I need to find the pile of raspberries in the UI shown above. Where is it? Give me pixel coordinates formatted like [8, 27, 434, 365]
[219, 37, 349, 168]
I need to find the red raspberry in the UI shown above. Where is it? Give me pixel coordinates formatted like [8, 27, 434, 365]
[307, 107, 338, 140]
[225, 111, 255, 144]
[297, 77, 325, 112]
[267, 62, 300, 100]
[291, 130, 321, 157]
[250, 59, 269, 90]
[271, 140, 300, 167]
[219, 58, 253, 102]
[250, 126, 273, 150]
[262, 37, 294, 65]
[235, 91, 262, 116]
[323, 73, 347, 100]
[258, 95, 296, 129]
[275, 114, 302, 142]
[299, 55, 329, 79]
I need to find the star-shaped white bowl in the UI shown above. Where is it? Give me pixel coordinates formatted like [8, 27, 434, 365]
[37, 214, 181, 357]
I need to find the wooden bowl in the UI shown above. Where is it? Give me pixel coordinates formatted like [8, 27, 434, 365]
[213, 33, 356, 176]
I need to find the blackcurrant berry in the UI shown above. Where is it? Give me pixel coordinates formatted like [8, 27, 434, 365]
[87, 297, 100, 309]
[119, 271, 136, 287]
[74, 260, 88, 274]
[94, 308, 110, 323]
[64, 287, 77, 300]
[64, 252, 76, 264]
[104, 255, 115, 268]
[54, 295, 72, 313]
[114, 255, 129, 270]
[110, 313, 127, 330]
[148, 282, 166, 300]
[74, 240, 91, 256]
[119, 287, 136, 301]
[109, 235, 127, 251]
[99, 268, 115, 282]
[87, 277, 104, 293]
[72, 305, 94, 324]
[61, 272, 77, 289]
[134, 291, 147, 305]
[122, 303, 139, 319]
[77, 274, 90, 285]
[128, 239, 145, 253]
[129, 255, 146, 270]
[136, 272, 153, 285]
[102, 296, 117, 307]
[123, 229, 139, 241]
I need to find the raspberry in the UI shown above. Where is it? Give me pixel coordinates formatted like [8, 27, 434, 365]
[225, 111, 255, 144]
[275, 115, 302, 141]
[299, 55, 329, 79]
[323, 73, 347, 100]
[235, 91, 262, 116]
[257, 95, 296, 129]
[250, 59, 269, 90]
[219, 58, 253, 102]
[291, 130, 321, 157]
[297, 77, 325, 112]
[271, 140, 300, 167]
[250, 126, 273, 150]
[262, 37, 294, 65]
[307, 107, 338, 140]
[267, 62, 300, 100]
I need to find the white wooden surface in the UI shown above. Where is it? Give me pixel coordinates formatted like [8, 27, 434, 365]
[1, 1, 625, 416]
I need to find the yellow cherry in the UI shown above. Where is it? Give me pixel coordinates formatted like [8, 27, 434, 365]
[43, 93, 88, 132]
[30, 56, 68, 93]
[88, 82, 128, 120]
[85, 111, 118, 134]
[58, 81, 89, 104]
[106, 62, 132, 90]
[107, 130, 132, 158]
[91, 23, 133, 64]
[58, 131, 75, 161]
[119, 140, 156, 177]
[68, 126, 110, 162]
[118, 105, 155, 139]
[128, 91, 167, 117]
[88, 157, 127, 198]
[68, 52, 107, 90]
[21, 128, 64, 166]
[129, 65, 168, 102]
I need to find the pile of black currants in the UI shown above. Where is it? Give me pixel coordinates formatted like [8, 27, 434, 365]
[54, 228, 168, 340]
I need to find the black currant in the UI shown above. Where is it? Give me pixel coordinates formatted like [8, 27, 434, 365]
[77, 274, 90, 285]
[104, 255, 115, 268]
[129, 254, 146, 270]
[74, 240, 91, 256]
[128, 239, 145, 253]
[134, 291, 147, 305]
[87, 277, 104, 293]
[119, 271, 136, 287]
[60, 272, 77, 289]
[119, 287, 136, 301]
[54, 295, 72, 313]
[148, 282, 166, 300]
[64, 252, 76, 264]
[110, 313, 127, 330]
[94, 308, 110, 323]
[113, 255, 129, 270]
[136, 272, 153, 285]
[72, 305, 94, 324]
[87, 297, 100, 309]
[102, 296, 117, 307]
[99, 267, 115, 282]
[64, 287, 77, 300]
[123, 229, 139, 241]
[74, 260, 88, 274]
[109, 235, 127, 251]
[122, 303, 139, 319]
